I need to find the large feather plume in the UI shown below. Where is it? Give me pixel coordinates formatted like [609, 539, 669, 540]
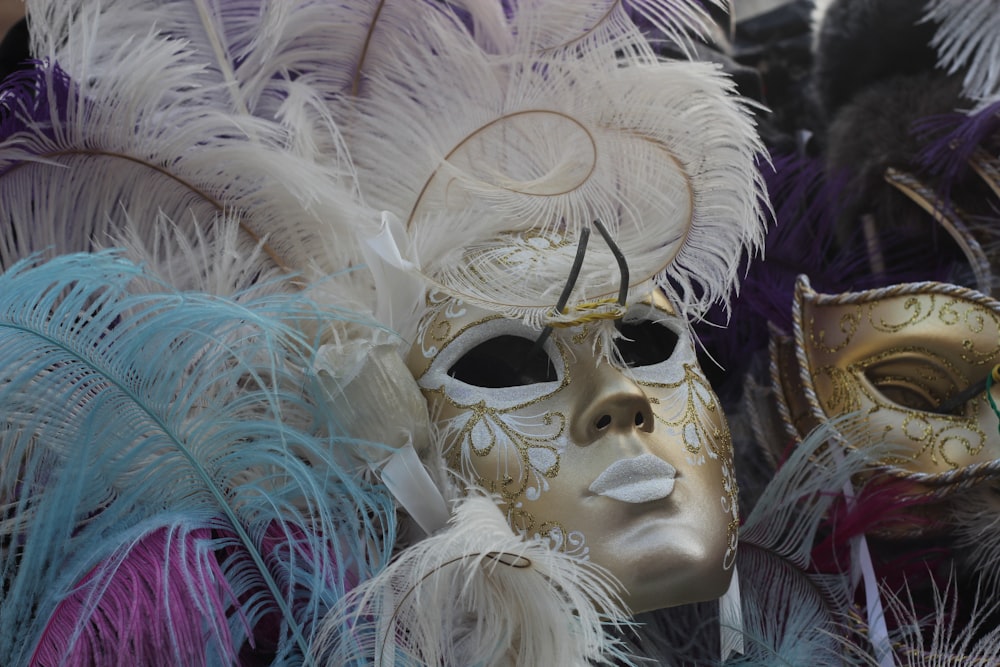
[11, 0, 768, 328]
[312, 493, 634, 666]
[732, 422, 882, 665]
[0, 251, 395, 665]
[454, 0, 729, 58]
[857, 576, 1000, 666]
[924, 0, 1000, 107]
[347, 6, 767, 325]
[28, 0, 354, 124]
[4, 3, 364, 283]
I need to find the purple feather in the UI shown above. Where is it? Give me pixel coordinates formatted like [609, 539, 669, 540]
[915, 99, 1000, 188]
[0, 61, 75, 156]
[694, 151, 959, 401]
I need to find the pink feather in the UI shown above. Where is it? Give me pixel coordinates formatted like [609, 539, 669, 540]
[30, 523, 249, 667]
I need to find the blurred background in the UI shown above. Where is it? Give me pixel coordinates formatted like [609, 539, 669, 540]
[0, 0, 22, 39]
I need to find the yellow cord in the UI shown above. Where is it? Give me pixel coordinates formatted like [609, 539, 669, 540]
[546, 298, 626, 328]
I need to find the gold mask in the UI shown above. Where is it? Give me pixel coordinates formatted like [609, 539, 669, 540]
[407, 290, 738, 613]
[774, 277, 1000, 486]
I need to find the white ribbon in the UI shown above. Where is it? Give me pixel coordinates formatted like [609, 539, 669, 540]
[313, 342, 450, 536]
[835, 447, 894, 667]
[381, 442, 450, 536]
[720, 564, 744, 661]
[361, 211, 425, 340]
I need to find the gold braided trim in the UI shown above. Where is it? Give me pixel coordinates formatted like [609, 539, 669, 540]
[545, 297, 626, 328]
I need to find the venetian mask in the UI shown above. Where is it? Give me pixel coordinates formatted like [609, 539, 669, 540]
[774, 276, 1000, 485]
[406, 288, 738, 613]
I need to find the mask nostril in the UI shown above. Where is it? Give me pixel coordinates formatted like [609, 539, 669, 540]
[634, 412, 644, 427]
[595, 414, 612, 430]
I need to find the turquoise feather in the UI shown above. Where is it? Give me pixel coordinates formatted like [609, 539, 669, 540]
[0, 251, 395, 665]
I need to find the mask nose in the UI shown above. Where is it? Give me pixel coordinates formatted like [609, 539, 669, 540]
[571, 366, 655, 445]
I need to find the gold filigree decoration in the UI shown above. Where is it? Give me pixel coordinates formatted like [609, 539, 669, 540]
[431, 391, 582, 554]
[509, 510, 588, 557]
[812, 348, 989, 469]
[639, 364, 728, 457]
[808, 307, 862, 353]
[419, 326, 572, 506]
[869, 295, 933, 333]
[814, 365, 863, 414]
[435, 393, 568, 505]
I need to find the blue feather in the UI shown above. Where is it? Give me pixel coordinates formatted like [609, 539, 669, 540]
[0, 251, 395, 665]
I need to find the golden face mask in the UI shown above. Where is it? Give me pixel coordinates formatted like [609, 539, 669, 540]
[774, 277, 1000, 485]
[407, 290, 737, 613]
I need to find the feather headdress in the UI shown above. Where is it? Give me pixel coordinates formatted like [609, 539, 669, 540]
[340, 3, 768, 329]
[8, 0, 768, 322]
[1, 0, 771, 664]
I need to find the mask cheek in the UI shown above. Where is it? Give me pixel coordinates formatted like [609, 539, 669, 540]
[423, 384, 569, 505]
[430, 395, 582, 554]
[644, 369, 738, 566]
[644, 365, 733, 462]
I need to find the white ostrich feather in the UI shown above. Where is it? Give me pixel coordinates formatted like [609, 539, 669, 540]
[502, 0, 727, 59]
[312, 493, 634, 666]
[23, 1, 483, 160]
[29, 0, 256, 116]
[108, 214, 290, 298]
[1, 24, 364, 286]
[15, 0, 766, 326]
[30, 0, 463, 105]
[349, 12, 768, 325]
[29, 0, 308, 119]
[949, 485, 1000, 596]
[924, 0, 1000, 106]
[856, 576, 1000, 667]
[446, 0, 515, 53]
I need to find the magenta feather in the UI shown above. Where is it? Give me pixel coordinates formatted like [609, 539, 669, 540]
[29, 516, 366, 667]
[31, 522, 247, 667]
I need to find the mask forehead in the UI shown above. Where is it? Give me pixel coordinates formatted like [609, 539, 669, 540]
[791, 277, 1000, 479]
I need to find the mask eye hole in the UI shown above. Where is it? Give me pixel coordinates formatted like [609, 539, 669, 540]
[448, 335, 558, 388]
[615, 320, 679, 368]
[863, 356, 961, 414]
